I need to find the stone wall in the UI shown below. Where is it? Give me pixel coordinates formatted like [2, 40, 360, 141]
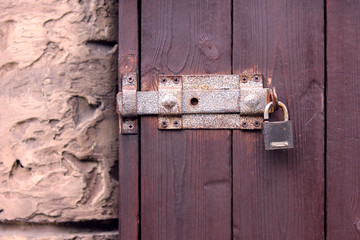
[0, 0, 119, 238]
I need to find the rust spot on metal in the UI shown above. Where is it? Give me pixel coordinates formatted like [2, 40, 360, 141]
[118, 73, 272, 131]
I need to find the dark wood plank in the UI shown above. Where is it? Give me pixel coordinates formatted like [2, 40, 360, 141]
[326, 1, 360, 239]
[140, 1, 232, 239]
[232, 1, 325, 239]
[118, 1, 139, 239]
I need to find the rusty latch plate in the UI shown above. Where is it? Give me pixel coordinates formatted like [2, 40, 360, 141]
[117, 73, 270, 134]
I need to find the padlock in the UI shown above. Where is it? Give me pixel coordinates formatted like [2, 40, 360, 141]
[263, 101, 293, 150]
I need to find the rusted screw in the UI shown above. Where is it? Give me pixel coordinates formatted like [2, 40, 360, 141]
[242, 122, 248, 128]
[173, 78, 180, 84]
[161, 78, 167, 84]
[173, 120, 180, 127]
[254, 76, 259, 82]
[241, 77, 247, 83]
[254, 121, 260, 127]
[128, 77, 134, 83]
[162, 121, 168, 128]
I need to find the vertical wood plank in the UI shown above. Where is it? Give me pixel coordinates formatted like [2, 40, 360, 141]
[140, 1, 232, 239]
[232, 1, 325, 239]
[326, 1, 360, 239]
[118, 1, 139, 239]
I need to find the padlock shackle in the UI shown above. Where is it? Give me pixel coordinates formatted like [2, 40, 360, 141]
[264, 101, 289, 121]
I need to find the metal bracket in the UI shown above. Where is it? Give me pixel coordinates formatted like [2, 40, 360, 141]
[117, 73, 270, 134]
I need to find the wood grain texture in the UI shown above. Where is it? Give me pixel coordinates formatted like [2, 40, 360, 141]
[118, 0, 139, 239]
[140, 0, 232, 239]
[232, 1, 325, 239]
[326, 1, 360, 239]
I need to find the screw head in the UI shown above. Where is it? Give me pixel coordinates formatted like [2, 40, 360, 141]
[254, 76, 259, 82]
[254, 121, 260, 127]
[128, 77, 134, 83]
[161, 78, 167, 84]
[173, 78, 180, 84]
[241, 77, 247, 83]
[161, 121, 168, 128]
[161, 94, 178, 109]
[173, 120, 180, 127]
[242, 122, 248, 128]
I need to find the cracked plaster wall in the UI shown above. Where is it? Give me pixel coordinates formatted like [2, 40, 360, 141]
[0, 0, 119, 237]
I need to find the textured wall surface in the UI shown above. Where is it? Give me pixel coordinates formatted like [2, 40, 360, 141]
[0, 0, 119, 238]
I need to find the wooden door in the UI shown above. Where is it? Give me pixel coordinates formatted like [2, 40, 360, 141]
[118, 1, 359, 239]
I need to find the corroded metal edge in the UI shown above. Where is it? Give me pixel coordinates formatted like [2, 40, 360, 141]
[122, 118, 138, 134]
[158, 75, 182, 115]
[117, 73, 272, 131]
[158, 76, 183, 129]
[182, 90, 240, 114]
[119, 73, 138, 134]
[182, 74, 239, 90]
[182, 114, 241, 129]
[158, 116, 182, 130]
[239, 116, 263, 130]
[239, 73, 270, 130]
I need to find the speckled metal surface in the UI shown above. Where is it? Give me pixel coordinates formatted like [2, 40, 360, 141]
[137, 91, 158, 114]
[239, 116, 263, 130]
[182, 90, 239, 113]
[239, 88, 269, 115]
[117, 73, 272, 131]
[158, 75, 183, 129]
[121, 73, 137, 117]
[182, 114, 241, 129]
[122, 118, 138, 134]
[239, 74, 271, 129]
[158, 116, 182, 130]
[158, 75, 182, 115]
[182, 74, 239, 90]
[119, 73, 138, 134]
